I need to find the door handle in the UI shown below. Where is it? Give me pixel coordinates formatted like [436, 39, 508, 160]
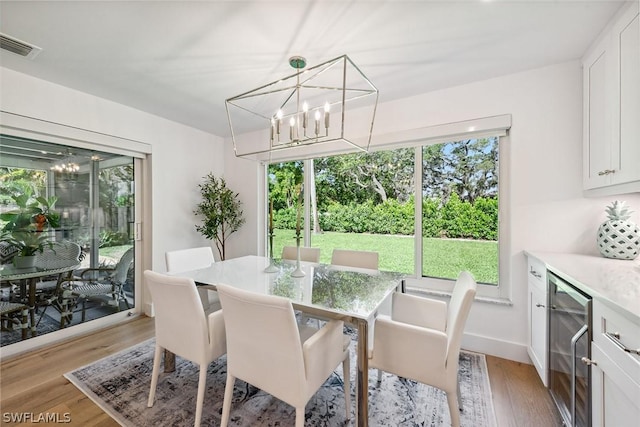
[605, 331, 640, 356]
[571, 325, 589, 427]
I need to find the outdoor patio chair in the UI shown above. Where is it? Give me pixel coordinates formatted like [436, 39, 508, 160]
[65, 246, 133, 322]
[0, 301, 29, 340]
[20, 241, 82, 328]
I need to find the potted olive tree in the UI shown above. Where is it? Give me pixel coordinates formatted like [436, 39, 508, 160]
[0, 188, 60, 268]
[194, 173, 245, 261]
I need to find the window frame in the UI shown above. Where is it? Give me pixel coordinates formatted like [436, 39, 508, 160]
[406, 135, 510, 300]
[263, 115, 512, 301]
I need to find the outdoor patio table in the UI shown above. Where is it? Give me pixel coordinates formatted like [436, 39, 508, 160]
[170, 254, 405, 427]
[0, 262, 80, 337]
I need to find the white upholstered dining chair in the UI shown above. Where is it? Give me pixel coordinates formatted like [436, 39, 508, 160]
[331, 249, 379, 270]
[165, 246, 218, 311]
[281, 245, 321, 263]
[216, 283, 351, 427]
[144, 270, 226, 427]
[368, 271, 477, 427]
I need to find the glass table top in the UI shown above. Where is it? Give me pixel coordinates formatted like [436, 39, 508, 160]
[174, 255, 405, 320]
[0, 263, 80, 281]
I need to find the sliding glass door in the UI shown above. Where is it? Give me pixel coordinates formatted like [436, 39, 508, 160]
[0, 135, 138, 347]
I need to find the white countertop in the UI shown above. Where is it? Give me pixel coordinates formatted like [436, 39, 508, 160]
[525, 251, 640, 325]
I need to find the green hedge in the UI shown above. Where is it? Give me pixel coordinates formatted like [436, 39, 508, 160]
[273, 195, 497, 240]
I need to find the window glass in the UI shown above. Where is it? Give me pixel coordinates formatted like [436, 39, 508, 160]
[422, 138, 499, 285]
[266, 137, 499, 286]
[267, 161, 304, 259]
[0, 136, 135, 347]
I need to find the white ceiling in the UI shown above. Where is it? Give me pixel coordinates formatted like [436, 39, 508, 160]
[0, 1, 627, 137]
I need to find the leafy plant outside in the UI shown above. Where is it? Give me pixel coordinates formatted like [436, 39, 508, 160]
[272, 195, 497, 240]
[0, 188, 60, 256]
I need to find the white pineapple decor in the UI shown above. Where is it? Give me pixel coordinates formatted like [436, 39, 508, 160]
[597, 201, 640, 260]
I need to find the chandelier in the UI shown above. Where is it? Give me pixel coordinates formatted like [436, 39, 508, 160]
[50, 156, 80, 173]
[226, 54, 378, 161]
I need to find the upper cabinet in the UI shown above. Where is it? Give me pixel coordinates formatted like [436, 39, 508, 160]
[583, 2, 640, 195]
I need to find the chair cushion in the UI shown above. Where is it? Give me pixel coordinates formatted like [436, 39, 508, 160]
[0, 242, 18, 264]
[71, 283, 114, 296]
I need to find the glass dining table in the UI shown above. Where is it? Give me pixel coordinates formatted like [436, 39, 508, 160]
[170, 255, 405, 427]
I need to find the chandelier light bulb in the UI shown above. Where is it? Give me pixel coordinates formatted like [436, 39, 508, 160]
[276, 109, 283, 135]
[289, 117, 296, 140]
[324, 102, 330, 129]
[302, 102, 309, 129]
[314, 110, 321, 135]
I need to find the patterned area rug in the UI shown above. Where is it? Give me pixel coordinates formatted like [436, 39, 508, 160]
[65, 331, 496, 426]
[0, 311, 60, 347]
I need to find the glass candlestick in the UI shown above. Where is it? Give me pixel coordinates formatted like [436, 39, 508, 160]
[264, 228, 278, 273]
[291, 234, 305, 277]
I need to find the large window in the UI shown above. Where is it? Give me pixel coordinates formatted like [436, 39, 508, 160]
[267, 136, 500, 290]
[420, 138, 498, 285]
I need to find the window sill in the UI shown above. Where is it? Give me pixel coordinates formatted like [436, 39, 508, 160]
[405, 286, 513, 307]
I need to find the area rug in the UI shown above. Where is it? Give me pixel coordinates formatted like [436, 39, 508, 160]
[65, 332, 496, 426]
[0, 311, 60, 347]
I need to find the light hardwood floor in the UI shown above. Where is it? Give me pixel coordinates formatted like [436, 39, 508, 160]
[0, 316, 563, 426]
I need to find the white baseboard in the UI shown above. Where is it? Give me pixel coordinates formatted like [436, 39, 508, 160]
[144, 302, 154, 317]
[461, 331, 531, 364]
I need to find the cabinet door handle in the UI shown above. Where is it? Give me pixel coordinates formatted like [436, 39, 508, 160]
[535, 303, 546, 308]
[606, 331, 640, 356]
[597, 169, 616, 176]
[529, 268, 542, 279]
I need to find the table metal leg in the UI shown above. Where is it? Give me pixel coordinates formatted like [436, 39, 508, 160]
[356, 319, 369, 427]
[164, 349, 176, 373]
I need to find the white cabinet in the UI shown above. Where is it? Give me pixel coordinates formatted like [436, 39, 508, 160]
[526, 256, 548, 386]
[583, 2, 640, 194]
[591, 300, 640, 427]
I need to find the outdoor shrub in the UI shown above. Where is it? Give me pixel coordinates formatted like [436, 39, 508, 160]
[273, 206, 297, 229]
[99, 230, 130, 247]
[276, 195, 497, 241]
[422, 198, 444, 237]
[369, 199, 414, 235]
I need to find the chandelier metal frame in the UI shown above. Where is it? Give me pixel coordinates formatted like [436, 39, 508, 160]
[225, 54, 378, 161]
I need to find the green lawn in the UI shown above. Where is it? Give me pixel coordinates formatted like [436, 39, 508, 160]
[273, 229, 498, 284]
[99, 244, 133, 264]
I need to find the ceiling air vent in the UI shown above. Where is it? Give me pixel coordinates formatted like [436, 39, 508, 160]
[0, 33, 42, 59]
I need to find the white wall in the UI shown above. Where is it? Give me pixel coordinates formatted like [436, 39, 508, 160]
[224, 60, 640, 362]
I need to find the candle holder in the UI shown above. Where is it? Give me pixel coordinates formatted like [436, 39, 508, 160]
[264, 227, 279, 273]
[291, 233, 305, 278]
